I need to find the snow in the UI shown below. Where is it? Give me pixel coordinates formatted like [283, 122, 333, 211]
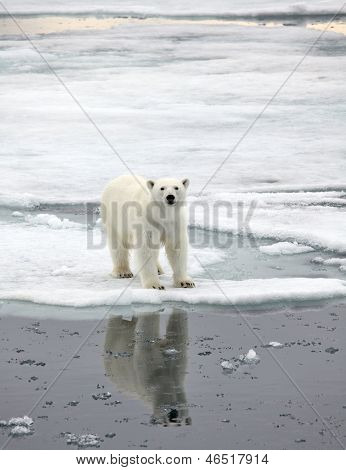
[1, 6, 346, 310]
[2, 0, 342, 16]
[0, 217, 226, 297]
[0, 20, 345, 203]
[25, 214, 83, 230]
[192, 192, 346, 254]
[259, 241, 314, 255]
[312, 257, 346, 272]
[1, 277, 346, 309]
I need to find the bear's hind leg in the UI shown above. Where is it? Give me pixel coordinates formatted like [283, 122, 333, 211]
[111, 246, 133, 278]
[108, 230, 133, 279]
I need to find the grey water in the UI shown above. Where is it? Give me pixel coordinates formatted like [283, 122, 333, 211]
[0, 300, 345, 450]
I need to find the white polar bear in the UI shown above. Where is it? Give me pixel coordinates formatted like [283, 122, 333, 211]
[101, 174, 195, 289]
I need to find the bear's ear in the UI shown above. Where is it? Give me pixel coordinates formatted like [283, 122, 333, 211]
[147, 180, 155, 190]
[182, 178, 190, 189]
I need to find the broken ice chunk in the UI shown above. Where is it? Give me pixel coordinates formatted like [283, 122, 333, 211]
[8, 416, 33, 427]
[10, 425, 32, 436]
[221, 360, 234, 370]
[239, 349, 260, 364]
[267, 341, 284, 348]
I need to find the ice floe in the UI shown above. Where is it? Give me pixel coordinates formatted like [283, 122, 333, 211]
[259, 242, 314, 256]
[2, 277, 346, 311]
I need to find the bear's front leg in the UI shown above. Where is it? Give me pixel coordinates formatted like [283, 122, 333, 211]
[165, 238, 195, 288]
[136, 244, 165, 290]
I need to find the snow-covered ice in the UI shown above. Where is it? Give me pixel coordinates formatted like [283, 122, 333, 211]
[2, 0, 343, 16]
[0, 4, 345, 310]
[259, 242, 314, 256]
[24, 214, 83, 230]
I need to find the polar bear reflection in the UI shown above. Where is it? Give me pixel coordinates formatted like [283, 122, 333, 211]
[104, 308, 191, 426]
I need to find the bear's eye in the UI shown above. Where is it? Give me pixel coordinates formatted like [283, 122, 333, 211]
[160, 187, 165, 191]
[174, 186, 179, 190]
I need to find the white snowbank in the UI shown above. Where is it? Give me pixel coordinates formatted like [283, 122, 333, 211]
[25, 214, 82, 230]
[259, 241, 314, 255]
[312, 257, 346, 272]
[1, 278, 346, 308]
[193, 192, 346, 254]
[0, 221, 225, 300]
[3, 0, 342, 16]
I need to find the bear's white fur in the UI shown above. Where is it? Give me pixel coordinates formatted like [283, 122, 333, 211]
[101, 175, 195, 289]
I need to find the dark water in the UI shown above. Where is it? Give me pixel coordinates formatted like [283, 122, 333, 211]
[0, 300, 345, 450]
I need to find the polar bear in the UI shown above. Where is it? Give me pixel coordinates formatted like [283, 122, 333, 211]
[104, 308, 191, 426]
[101, 175, 195, 289]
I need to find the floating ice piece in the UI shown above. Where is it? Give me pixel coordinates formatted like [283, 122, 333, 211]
[0, 416, 35, 436]
[10, 425, 32, 436]
[64, 433, 101, 448]
[221, 360, 234, 370]
[239, 349, 260, 364]
[259, 242, 314, 256]
[92, 392, 111, 400]
[12, 211, 24, 218]
[8, 416, 33, 427]
[163, 348, 179, 356]
[267, 341, 284, 348]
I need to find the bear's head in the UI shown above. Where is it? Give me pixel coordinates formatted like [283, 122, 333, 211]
[146, 178, 189, 206]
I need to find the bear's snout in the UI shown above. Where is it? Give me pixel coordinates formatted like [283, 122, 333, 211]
[166, 194, 175, 204]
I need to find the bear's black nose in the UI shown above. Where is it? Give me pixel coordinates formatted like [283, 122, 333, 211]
[166, 194, 175, 203]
